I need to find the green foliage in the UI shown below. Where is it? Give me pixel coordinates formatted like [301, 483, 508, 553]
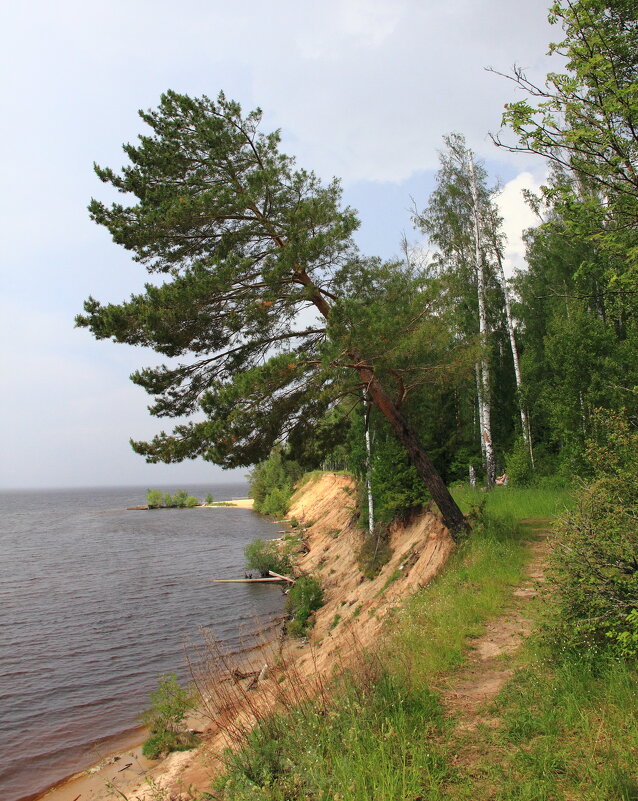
[505, 436, 534, 486]
[286, 575, 323, 637]
[146, 489, 163, 508]
[244, 538, 291, 578]
[205, 493, 214, 505]
[357, 526, 393, 580]
[249, 448, 303, 516]
[216, 672, 448, 801]
[141, 674, 198, 759]
[258, 486, 291, 517]
[172, 489, 189, 507]
[146, 489, 200, 509]
[549, 410, 638, 655]
[498, 0, 638, 236]
[76, 90, 360, 469]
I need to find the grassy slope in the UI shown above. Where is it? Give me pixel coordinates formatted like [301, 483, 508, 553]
[210, 485, 638, 801]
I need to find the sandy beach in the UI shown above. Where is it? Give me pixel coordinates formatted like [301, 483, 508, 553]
[204, 498, 254, 509]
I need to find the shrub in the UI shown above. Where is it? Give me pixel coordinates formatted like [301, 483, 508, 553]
[286, 575, 323, 637]
[205, 493, 214, 505]
[173, 489, 189, 508]
[549, 410, 638, 656]
[357, 525, 393, 579]
[163, 492, 174, 508]
[259, 486, 292, 517]
[244, 538, 291, 577]
[505, 436, 533, 486]
[249, 448, 303, 515]
[185, 495, 198, 508]
[141, 674, 198, 759]
[147, 489, 163, 509]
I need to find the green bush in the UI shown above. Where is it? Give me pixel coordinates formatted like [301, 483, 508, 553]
[357, 526, 393, 579]
[549, 410, 638, 656]
[249, 448, 303, 515]
[259, 486, 292, 517]
[147, 489, 163, 509]
[141, 674, 198, 759]
[205, 493, 214, 505]
[185, 495, 198, 508]
[163, 492, 174, 508]
[286, 575, 323, 637]
[244, 538, 291, 577]
[505, 436, 534, 486]
[172, 489, 188, 508]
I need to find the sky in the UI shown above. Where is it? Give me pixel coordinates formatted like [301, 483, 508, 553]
[0, 0, 560, 489]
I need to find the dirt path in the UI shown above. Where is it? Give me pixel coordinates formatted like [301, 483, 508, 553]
[441, 522, 551, 732]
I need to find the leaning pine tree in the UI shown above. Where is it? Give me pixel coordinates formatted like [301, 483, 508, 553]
[77, 91, 467, 536]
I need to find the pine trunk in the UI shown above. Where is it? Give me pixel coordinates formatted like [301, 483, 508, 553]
[301, 270, 467, 537]
[358, 366, 467, 537]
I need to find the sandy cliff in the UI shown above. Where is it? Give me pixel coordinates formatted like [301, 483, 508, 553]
[38, 473, 454, 801]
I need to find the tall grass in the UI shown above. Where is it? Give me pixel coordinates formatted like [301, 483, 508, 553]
[452, 483, 574, 520]
[386, 512, 529, 684]
[200, 485, 635, 800]
[207, 512, 531, 800]
[443, 645, 638, 801]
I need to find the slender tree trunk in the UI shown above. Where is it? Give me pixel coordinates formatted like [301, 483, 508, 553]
[492, 248, 534, 469]
[468, 153, 495, 488]
[362, 390, 375, 534]
[475, 362, 487, 466]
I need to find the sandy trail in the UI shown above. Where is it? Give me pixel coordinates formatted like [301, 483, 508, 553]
[441, 523, 550, 731]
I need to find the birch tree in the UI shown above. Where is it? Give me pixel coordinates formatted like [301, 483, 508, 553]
[415, 134, 498, 486]
[483, 203, 534, 466]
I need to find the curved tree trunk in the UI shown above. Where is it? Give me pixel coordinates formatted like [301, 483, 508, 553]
[299, 269, 468, 538]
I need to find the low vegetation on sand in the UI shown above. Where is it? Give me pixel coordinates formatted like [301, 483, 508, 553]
[243, 538, 292, 578]
[141, 674, 199, 760]
[146, 489, 199, 508]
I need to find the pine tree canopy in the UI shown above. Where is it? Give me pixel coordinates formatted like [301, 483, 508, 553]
[77, 90, 468, 534]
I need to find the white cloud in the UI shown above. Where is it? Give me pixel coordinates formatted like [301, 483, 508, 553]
[496, 170, 547, 278]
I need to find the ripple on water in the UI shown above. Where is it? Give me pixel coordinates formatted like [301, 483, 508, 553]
[0, 483, 285, 801]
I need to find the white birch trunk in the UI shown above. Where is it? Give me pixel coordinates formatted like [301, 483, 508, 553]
[363, 391, 374, 534]
[492, 247, 535, 469]
[475, 362, 487, 464]
[469, 464, 477, 487]
[468, 153, 496, 488]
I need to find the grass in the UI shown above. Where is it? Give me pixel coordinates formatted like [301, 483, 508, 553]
[385, 510, 529, 684]
[205, 484, 637, 800]
[209, 507, 532, 800]
[441, 642, 638, 801]
[452, 482, 575, 520]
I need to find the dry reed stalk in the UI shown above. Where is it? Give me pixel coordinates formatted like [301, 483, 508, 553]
[185, 619, 375, 754]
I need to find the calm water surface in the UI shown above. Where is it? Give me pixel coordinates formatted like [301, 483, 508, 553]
[0, 483, 285, 801]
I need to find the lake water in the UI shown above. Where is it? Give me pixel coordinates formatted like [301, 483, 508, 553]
[0, 483, 285, 801]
